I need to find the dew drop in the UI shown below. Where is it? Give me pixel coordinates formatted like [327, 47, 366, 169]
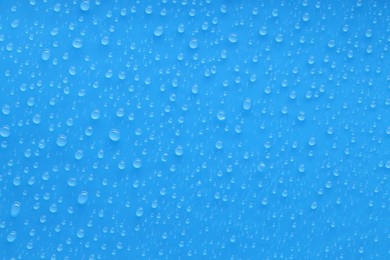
[72, 38, 83, 49]
[136, 207, 144, 217]
[243, 98, 252, 110]
[77, 191, 88, 205]
[41, 49, 50, 61]
[56, 134, 67, 147]
[10, 202, 21, 217]
[80, 0, 90, 11]
[109, 129, 120, 141]
[133, 158, 142, 169]
[216, 110, 226, 121]
[189, 38, 198, 49]
[259, 26, 267, 36]
[0, 125, 10, 137]
[154, 26, 164, 37]
[6, 231, 16, 243]
[175, 145, 184, 156]
[228, 33, 238, 43]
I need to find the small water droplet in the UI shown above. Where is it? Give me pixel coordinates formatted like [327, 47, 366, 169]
[41, 49, 50, 61]
[109, 129, 120, 141]
[154, 26, 164, 37]
[0, 125, 10, 137]
[56, 134, 67, 147]
[10, 202, 21, 217]
[7, 231, 16, 242]
[133, 158, 142, 169]
[243, 98, 252, 110]
[77, 191, 88, 205]
[72, 38, 83, 49]
[189, 38, 198, 49]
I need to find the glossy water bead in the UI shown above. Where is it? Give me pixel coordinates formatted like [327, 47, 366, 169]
[77, 191, 88, 205]
[109, 129, 120, 141]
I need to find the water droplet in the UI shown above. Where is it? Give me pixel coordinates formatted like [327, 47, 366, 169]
[90, 109, 100, 120]
[154, 26, 164, 37]
[242, 98, 252, 110]
[72, 38, 83, 49]
[109, 129, 120, 141]
[275, 34, 284, 43]
[189, 38, 198, 49]
[101, 36, 109, 45]
[133, 158, 142, 169]
[259, 26, 267, 36]
[228, 33, 238, 43]
[216, 110, 226, 121]
[41, 49, 50, 61]
[0, 125, 10, 137]
[77, 191, 88, 205]
[80, 0, 90, 11]
[56, 135, 67, 147]
[215, 140, 223, 150]
[6, 231, 16, 242]
[175, 145, 184, 156]
[10, 202, 21, 217]
[136, 207, 144, 217]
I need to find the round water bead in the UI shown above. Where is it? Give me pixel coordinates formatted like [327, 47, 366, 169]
[109, 129, 120, 141]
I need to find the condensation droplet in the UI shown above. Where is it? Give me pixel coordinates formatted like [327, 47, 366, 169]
[154, 26, 164, 37]
[7, 231, 16, 243]
[243, 98, 252, 110]
[0, 125, 10, 137]
[56, 134, 67, 147]
[77, 191, 88, 205]
[10, 202, 21, 217]
[109, 129, 120, 141]
[72, 38, 83, 49]
[41, 49, 50, 61]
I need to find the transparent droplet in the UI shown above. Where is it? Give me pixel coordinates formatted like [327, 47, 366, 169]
[74, 150, 84, 160]
[297, 112, 305, 121]
[1, 105, 10, 115]
[90, 109, 100, 120]
[136, 207, 144, 217]
[175, 145, 183, 156]
[0, 125, 10, 137]
[189, 38, 198, 49]
[133, 158, 142, 169]
[154, 26, 164, 37]
[41, 49, 50, 61]
[80, 0, 90, 11]
[7, 231, 16, 243]
[77, 228, 85, 238]
[109, 129, 120, 141]
[10, 202, 21, 217]
[72, 38, 83, 49]
[243, 98, 252, 110]
[259, 26, 267, 36]
[275, 34, 284, 43]
[216, 110, 226, 121]
[101, 36, 109, 45]
[308, 137, 316, 146]
[228, 33, 238, 43]
[56, 134, 67, 147]
[77, 191, 88, 205]
[215, 140, 223, 150]
[32, 114, 41, 124]
[67, 177, 77, 187]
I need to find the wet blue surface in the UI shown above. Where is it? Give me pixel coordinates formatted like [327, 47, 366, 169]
[0, 0, 389, 259]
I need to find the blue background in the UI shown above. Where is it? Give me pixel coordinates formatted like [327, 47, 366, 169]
[0, 0, 389, 259]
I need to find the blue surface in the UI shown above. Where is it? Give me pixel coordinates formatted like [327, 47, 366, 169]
[0, 0, 389, 259]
